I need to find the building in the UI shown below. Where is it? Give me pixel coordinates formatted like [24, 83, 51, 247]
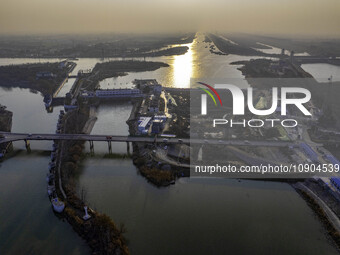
[58, 61, 68, 69]
[134, 79, 158, 89]
[154, 115, 167, 121]
[134, 79, 162, 95]
[138, 117, 152, 134]
[148, 94, 160, 113]
[81, 91, 96, 97]
[153, 84, 162, 95]
[151, 119, 165, 134]
[95, 89, 142, 98]
[36, 71, 55, 79]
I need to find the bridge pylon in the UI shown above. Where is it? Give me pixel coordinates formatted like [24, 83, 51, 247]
[126, 141, 130, 155]
[24, 139, 31, 152]
[108, 141, 112, 154]
[89, 140, 94, 155]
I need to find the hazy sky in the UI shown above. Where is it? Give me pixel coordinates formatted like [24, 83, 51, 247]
[0, 0, 339, 36]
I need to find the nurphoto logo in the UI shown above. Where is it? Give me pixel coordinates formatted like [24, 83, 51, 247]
[199, 82, 312, 128]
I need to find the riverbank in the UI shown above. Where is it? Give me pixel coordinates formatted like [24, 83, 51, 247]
[230, 58, 340, 129]
[0, 104, 13, 158]
[125, 89, 190, 187]
[53, 106, 129, 255]
[208, 34, 281, 57]
[0, 61, 75, 95]
[294, 180, 340, 251]
[82, 60, 169, 91]
[0, 33, 195, 58]
[230, 58, 312, 78]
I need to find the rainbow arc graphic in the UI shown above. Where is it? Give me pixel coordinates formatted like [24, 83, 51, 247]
[197, 82, 223, 106]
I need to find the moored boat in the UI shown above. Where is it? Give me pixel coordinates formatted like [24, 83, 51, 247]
[51, 197, 65, 213]
[43, 94, 52, 108]
[47, 184, 55, 196]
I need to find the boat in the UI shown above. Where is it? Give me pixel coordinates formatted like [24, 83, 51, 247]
[47, 184, 55, 196]
[46, 173, 54, 183]
[43, 94, 52, 108]
[51, 197, 65, 213]
[49, 162, 56, 168]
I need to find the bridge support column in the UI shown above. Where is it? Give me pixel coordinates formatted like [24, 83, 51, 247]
[89, 140, 94, 155]
[126, 142, 130, 155]
[108, 141, 112, 154]
[24, 139, 31, 152]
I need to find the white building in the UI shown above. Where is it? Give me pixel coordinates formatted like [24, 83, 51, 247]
[138, 117, 152, 134]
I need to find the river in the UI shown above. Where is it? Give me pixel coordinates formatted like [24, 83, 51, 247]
[0, 87, 90, 254]
[0, 33, 339, 254]
[301, 63, 340, 83]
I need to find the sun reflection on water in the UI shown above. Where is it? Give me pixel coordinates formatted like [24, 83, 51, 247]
[173, 43, 193, 88]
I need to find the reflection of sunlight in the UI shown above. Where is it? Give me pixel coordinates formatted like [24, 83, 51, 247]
[173, 43, 193, 88]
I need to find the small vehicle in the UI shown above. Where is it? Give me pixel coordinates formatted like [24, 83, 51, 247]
[244, 140, 250, 144]
[218, 140, 223, 144]
[178, 139, 183, 143]
[204, 140, 208, 144]
[28, 133, 32, 137]
[163, 138, 168, 143]
[106, 136, 112, 140]
[37, 135, 42, 139]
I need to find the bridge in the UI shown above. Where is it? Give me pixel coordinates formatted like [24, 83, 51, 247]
[0, 132, 296, 147]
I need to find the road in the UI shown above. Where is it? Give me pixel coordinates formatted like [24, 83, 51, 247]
[295, 182, 340, 233]
[0, 132, 297, 147]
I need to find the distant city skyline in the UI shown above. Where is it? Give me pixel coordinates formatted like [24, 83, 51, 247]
[0, 0, 339, 37]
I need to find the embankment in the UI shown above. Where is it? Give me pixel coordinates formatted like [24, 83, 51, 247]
[54, 106, 129, 255]
[0, 105, 13, 158]
[0, 62, 75, 95]
[294, 181, 340, 251]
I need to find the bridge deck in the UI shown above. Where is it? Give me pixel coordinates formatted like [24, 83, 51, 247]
[0, 132, 297, 147]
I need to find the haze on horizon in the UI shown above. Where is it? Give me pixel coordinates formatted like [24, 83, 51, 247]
[0, 0, 339, 37]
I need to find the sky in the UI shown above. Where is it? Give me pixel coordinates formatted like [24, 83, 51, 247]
[0, 0, 339, 37]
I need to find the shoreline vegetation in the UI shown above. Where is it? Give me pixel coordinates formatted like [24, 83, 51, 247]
[55, 106, 129, 255]
[0, 105, 13, 157]
[0, 60, 169, 98]
[84, 60, 169, 90]
[0, 33, 195, 58]
[294, 182, 340, 251]
[207, 34, 282, 58]
[3, 32, 340, 254]
[0, 61, 75, 95]
[126, 91, 190, 187]
[227, 56, 340, 250]
[230, 59, 312, 78]
[230, 58, 340, 129]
